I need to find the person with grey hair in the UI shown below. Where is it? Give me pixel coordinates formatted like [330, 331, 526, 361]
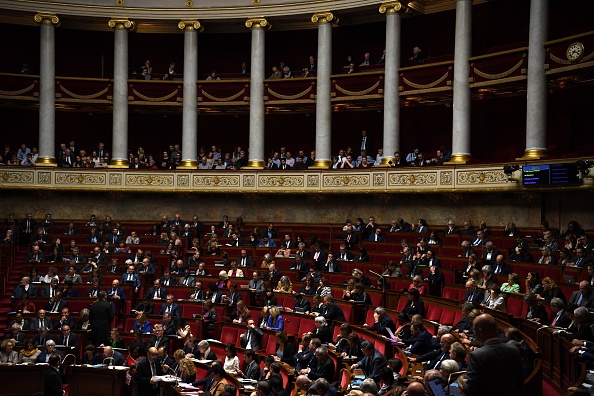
[313, 378, 336, 396]
[459, 240, 475, 259]
[482, 241, 500, 265]
[550, 297, 571, 327]
[365, 306, 396, 338]
[295, 375, 316, 396]
[360, 378, 378, 394]
[36, 339, 64, 363]
[479, 265, 498, 291]
[307, 346, 334, 382]
[439, 359, 459, 380]
[449, 342, 467, 370]
[198, 340, 217, 360]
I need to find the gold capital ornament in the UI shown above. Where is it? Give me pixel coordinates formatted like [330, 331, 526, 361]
[379, 1, 409, 14]
[34, 13, 60, 26]
[178, 20, 203, 32]
[108, 19, 135, 31]
[245, 17, 271, 30]
[311, 12, 338, 25]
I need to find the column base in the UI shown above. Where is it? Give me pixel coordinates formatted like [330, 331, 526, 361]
[243, 160, 265, 169]
[108, 159, 130, 169]
[378, 157, 395, 167]
[36, 157, 58, 167]
[516, 149, 547, 160]
[178, 160, 198, 169]
[445, 154, 471, 164]
[309, 159, 332, 169]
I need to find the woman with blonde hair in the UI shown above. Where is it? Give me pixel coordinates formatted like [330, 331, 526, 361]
[232, 300, 251, 324]
[342, 279, 356, 300]
[178, 357, 197, 382]
[260, 253, 275, 269]
[408, 275, 425, 295]
[157, 232, 170, 245]
[538, 277, 566, 302]
[266, 306, 285, 331]
[275, 276, 293, 293]
[501, 273, 521, 293]
[0, 339, 18, 364]
[132, 312, 152, 333]
[228, 261, 244, 278]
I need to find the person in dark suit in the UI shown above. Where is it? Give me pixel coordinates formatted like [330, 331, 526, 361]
[305, 346, 335, 382]
[134, 347, 163, 396]
[100, 345, 125, 366]
[408, 322, 433, 355]
[292, 293, 312, 312]
[568, 281, 594, 308]
[5, 323, 27, 347]
[368, 227, 386, 242]
[402, 288, 425, 317]
[45, 291, 68, 313]
[482, 242, 501, 266]
[322, 253, 342, 273]
[55, 324, 79, 351]
[351, 341, 388, 384]
[237, 249, 255, 268]
[121, 264, 142, 292]
[53, 307, 74, 330]
[147, 279, 167, 300]
[524, 293, 549, 323]
[44, 353, 64, 396]
[366, 307, 396, 337]
[90, 291, 113, 347]
[307, 316, 333, 344]
[412, 333, 455, 371]
[290, 255, 309, 279]
[321, 295, 347, 323]
[30, 310, 53, 331]
[343, 226, 359, 250]
[197, 340, 218, 361]
[19, 213, 36, 247]
[444, 221, 460, 235]
[11, 276, 37, 298]
[36, 340, 64, 363]
[106, 279, 127, 302]
[159, 294, 181, 317]
[238, 349, 260, 380]
[560, 306, 594, 343]
[491, 255, 512, 275]
[240, 318, 264, 351]
[549, 298, 571, 328]
[463, 280, 485, 309]
[463, 314, 522, 396]
[311, 245, 328, 266]
[148, 324, 171, 351]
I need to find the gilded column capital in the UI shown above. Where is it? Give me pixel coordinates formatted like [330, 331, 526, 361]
[379, 1, 409, 14]
[245, 17, 271, 30]
[108, 19, 135, 31]
[311, 12, 338, 25]
[178, 20, 203, 32]
[34, 13, 60, 26]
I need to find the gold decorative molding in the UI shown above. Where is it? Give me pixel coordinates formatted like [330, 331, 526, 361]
[116, 0, 124, 6]
[126, 174, 174, 186]
[1, 171, 34, 183]
[108, 19, 135, 31]
[245, 17, 271, 30]
[178, 160, 198, 169]
[34, 13, 60, 26]
[311, 12, 338, 25]
[379, 1, 409, 14]
[389, 172, 437, 186]
[185, 0, 193, 7]
[517, 149, 547, 160]
[323, 174, 369, 187]
[178, 20, 203, 32]
[309, 159, 332, 169]
[258, 175, 304, 188]
[193, 175, 240, 187]
[243, 160, 265, 169]
[457, 170, 506, 185]
[35, 157, 58, 167]
[109, 159, 129, 168]
[446, 154, 471, 164]
[55, 172, 106, 185]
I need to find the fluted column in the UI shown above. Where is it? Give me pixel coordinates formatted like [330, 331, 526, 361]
[34, 13, 60, 167]
[521, 0, 549, 159]
[108, 19, 135, 168]
[244, 17, 270, 169]
[310, 12, 337, 169]
[379, 2, 407, 166]
[449, 0, 472, 164]
[178, 20, 203, 169]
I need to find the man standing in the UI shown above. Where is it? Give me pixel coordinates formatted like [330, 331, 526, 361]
[462, 314, 522, 396]
[44, 353, 64, 396]
[90, 291, 113, 347]
[134, 347, 163, 396]
[240, 319, 264, 351]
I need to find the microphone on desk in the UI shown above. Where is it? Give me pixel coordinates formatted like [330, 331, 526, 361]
[62, 353, 78, 365]
[103, 357, 115, 367]
[369, 270, 385, 292]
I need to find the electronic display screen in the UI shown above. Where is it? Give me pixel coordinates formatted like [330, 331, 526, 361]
[522, 163, 581, 186]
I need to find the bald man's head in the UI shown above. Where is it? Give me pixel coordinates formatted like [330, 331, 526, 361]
[405, 381, 426, 396]
[472, 313, 498, 343]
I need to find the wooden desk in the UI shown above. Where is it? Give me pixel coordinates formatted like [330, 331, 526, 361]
[67, 364, 129, 396]
[0, 364, 47, 395]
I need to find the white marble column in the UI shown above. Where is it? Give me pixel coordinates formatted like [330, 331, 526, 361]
[522, 0, 549, 159]
[449, 0, 472, 164]
[178, 20, 202, 169]
[310, 12, 336, 169]
[244, 18, 270, 169]
[108, 19, 134, 168]
[34, 13, 60, 166]
[379, 2, 406, 166]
